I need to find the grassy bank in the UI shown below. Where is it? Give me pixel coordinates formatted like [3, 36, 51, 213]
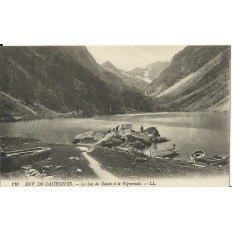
[1, 136, 229, 180]
[89, 146, 229, 179]
[0, 136, 97, 179]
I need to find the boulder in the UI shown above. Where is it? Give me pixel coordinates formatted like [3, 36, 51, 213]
[96, 132, 120, 147]
[119, 129, 131, 136]
[98, 137, 122, 148]
[126, 132, 152, 146]
[128, 140, 146, 150]
[144, 127, 160, 137]
[73, 131, 95, 144]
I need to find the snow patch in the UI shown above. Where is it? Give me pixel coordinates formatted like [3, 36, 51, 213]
[135, 75, 152, 84]
[121, 71, 152, 83]
[121, 71, 131, 77]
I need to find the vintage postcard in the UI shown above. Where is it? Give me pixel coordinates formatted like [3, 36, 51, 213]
[0, 45, 230, 187]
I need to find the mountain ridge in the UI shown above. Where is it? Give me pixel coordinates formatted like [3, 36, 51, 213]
[101, 60, 150, 90]
[0, 46, 230, 122]
[147, 46, 230, 112]
[0, 46, 152, 121]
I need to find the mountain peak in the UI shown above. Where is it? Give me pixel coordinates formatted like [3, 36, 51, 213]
[101, 60, 150, 89]
[102, 60, 118, 71]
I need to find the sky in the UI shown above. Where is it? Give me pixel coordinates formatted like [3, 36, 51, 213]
[87, 46, 185, 71]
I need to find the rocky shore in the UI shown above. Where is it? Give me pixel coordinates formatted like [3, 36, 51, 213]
[73, 126, 169, 156]
[0, 124, 229, 180]
[71, 126, 229, 179]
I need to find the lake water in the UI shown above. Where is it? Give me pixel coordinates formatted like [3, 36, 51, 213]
[0, 112, 230, 160]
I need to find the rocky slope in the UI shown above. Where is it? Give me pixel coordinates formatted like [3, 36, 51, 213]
[0, 46, 152, 121]
[146, 61, 170, 80]
[101, 60, 170, 91]
[146, 46, 230, 111]
[68, 47, 125, 89]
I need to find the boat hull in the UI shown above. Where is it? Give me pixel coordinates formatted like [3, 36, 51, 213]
[204, 155, 229, 165]
[190, 150, 205, 162]
[1, 147, 51, 171]
[151, 148, 179, 159]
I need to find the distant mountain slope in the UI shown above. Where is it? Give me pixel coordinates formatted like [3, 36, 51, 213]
[147, 46, 230, 112]
[70, 47, 126, 89]
[128, 67, 144, 78]
[146, 46, 229, 95]
[145, 61, 170, 80]
[0, 46, 152, 121]
[156, 52, 223, 98]
[101, 61, 170, 91]
[128, 61, 169, 81]
[101, 61, 149, 90]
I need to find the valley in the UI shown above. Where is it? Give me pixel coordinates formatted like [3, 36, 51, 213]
[0, 45, 230, 185]
[0, 45, 230, 124]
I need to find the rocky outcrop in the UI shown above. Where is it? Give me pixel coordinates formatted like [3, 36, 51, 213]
[73, 127, 168, 155]
[126, 133, 152, 146]
[153, 137, 169, 143]
[127, 141, 146, 150]
[97, 137, 122, 148]
[112, 146, 144, 156]
[73, 131, 95, 144]
[144, 127, 160, 138]
[73, 131, 107, 144]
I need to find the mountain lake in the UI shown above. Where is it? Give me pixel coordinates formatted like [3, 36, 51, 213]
[0, 112, 230, 161]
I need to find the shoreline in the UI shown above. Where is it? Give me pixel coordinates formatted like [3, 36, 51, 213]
[0, 136, 97, 180]
[0, 136, 229, 181]
[1, 110, 229, 124]
[89, 146, 229, 179]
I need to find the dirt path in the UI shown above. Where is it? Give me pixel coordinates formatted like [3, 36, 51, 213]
[77, 146, 119, 181]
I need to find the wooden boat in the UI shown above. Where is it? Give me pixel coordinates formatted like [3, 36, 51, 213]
[190, 151, 228, 165]
[192, 163, 207, 168]
[204, 154, 229, 165]
[190, 150, 205, 162]
[150, 148, 179, 159]
[0, 147, 51, 171]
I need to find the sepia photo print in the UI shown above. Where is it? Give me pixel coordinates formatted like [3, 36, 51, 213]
[0, 45, 230, 187]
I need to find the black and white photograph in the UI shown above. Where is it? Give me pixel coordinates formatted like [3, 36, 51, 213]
[1, 1, 232, 232]
[0, 45, 230, 186]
